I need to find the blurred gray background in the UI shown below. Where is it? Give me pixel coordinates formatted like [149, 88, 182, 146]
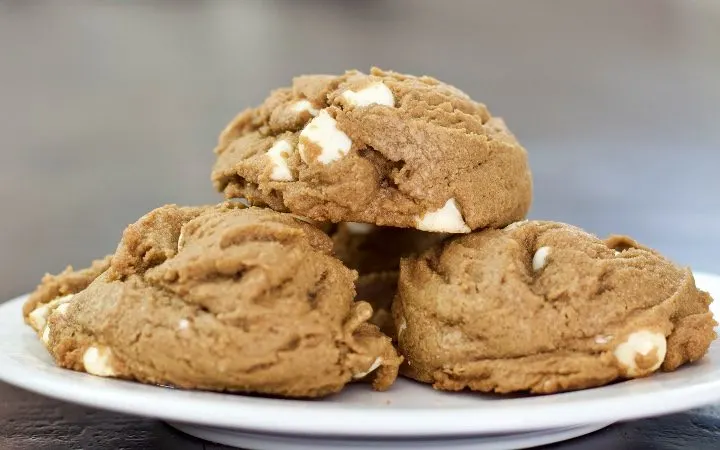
[1, 0, 719, 302]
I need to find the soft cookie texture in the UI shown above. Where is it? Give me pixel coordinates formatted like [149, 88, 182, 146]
[212, 67, 532, 232]
[23, 255, 112, 334]
[31, 203, 401, 397]
[394, 220, 716, 394]
[331, 223, 446, 337]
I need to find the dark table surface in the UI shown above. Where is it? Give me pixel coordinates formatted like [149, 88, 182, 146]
[1, 1, 719, 448]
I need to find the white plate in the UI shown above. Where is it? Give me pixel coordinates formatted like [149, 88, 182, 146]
[1, 273, 719, 450]
[165, 422, 612, 450]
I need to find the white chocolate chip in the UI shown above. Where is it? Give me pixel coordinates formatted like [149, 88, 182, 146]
[614, 330, 667, 377]
[353, 357, 383, 379]
[83, 345, 117, 377]
[341, 82, 395, 108]
[28, 294, 74, 332]
[614, 250, 621, 256]
[41, 325, 50, 345]
[266, 139, 295, 181]
[28, 305, 51, 332]
[37, 295, 75, 346]
[415, 198, 470, 233]
[298, 110, 352, 165]
[595, 334, 613, 344]
[178, 319, 190, 330]
[55, 303, 70, 316]
[177, 228, 186, 251]
[532, 246, 551, 272]
[52, 294, 74, 306]
[291, 99, 319, 117]
[345, 222, 375, 234]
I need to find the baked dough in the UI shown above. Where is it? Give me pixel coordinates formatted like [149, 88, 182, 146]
[27, 203, 401, 397]
[394, 220, 716, 393]
[213, 68, 532, 232]
[331, 223, 446, 337]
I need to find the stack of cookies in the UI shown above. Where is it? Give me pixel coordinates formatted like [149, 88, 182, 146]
[24, 68, 716, 397]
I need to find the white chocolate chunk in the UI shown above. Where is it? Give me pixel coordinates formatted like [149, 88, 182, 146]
[54, 294, 74, 305]
[41, 325, 50, 345]
[341, 82, 395, 108]
[28, 294, 75, 332]
[595, 334, 613, 344]
[28, 305, 51, 332]
[345, 222, 375, 234]
[353, 357, 383, 379]
[177, 229, 186, 251]
[532, 246, 551, 272]
[614, 330, 667, 377]
[38, 296, 75, 346]
[83, 345, 117, 377]
[298, 110, 352, 165]
[291, 99, 319, 117]
[415, 199, 470, 233]
[55, 303, 69, 317]
[266, 139, 295, 181]
[178, 319, 190, 330]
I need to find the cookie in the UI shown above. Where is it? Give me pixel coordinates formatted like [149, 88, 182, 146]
[29, 203, 401, 397]
[394, 220, 716, 394]
[212, 67, 532, 232]
[23, 255, 111, 333]
[331, 223, 447, 337]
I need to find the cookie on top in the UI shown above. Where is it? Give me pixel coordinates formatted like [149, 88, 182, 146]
[213, 67, 532, 233]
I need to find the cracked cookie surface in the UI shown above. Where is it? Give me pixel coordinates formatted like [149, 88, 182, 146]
[29, 203, 401, 398]
[212, 67, 532, 232]
[394, 220, 716, 394]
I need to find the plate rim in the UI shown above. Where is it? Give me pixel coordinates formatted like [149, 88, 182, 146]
[0, 272, 719, 438]
[166, 421, 614, 449]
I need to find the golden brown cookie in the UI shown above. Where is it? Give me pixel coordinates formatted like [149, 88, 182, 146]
[30, 203, 401, 398]
[212, 67, 532, 232]
[394, 220, 716, 394]
[23, 255, 112, 333]
[330, 223, 447, 337]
